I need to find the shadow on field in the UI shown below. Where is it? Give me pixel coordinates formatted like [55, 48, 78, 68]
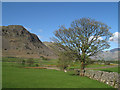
[100, 70, 113, 72]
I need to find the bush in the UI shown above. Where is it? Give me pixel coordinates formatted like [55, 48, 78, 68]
[104, 62, 110, 65]
[22, 60, 25, 66]
[86, 60, 94, 65]
[36, 64, 39, 67]
[27, 58, 34, 66]
[40, 56, 48, 60]
[58, 51, 75, 70]
[85, 58, 95, 66]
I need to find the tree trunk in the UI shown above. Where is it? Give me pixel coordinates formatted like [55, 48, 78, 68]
[80, 61, 85, 76]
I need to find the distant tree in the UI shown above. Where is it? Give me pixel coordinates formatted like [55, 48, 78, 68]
[52, 18, 112, 75]
[27, 58, 34, 66]
[57, 50, 75, 70]
[36, 64, 39, 67]
[101, 59, 105, 63]
[40, 56, 48, 60]
[104, 61, 110, 65]
[85, 57, 94, 65]
[22, 60, 25, 66]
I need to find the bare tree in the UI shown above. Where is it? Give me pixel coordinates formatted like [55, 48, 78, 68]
[52, 18, 112, 75]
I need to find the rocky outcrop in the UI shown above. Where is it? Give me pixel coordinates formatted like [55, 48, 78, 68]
[84, 70, 119, 88]
[2, 25, 57, 59]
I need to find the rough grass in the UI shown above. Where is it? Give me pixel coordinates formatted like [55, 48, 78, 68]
[2, 62, 113, 88]
[2, 57, 58, 66]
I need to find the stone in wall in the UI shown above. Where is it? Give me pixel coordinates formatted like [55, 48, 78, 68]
[84, 70, 95, 78]
[94, 71, 103, 81]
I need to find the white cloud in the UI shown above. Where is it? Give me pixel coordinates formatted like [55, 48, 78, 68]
[109, 32, 120, 43]
[98, 37, 103, 40]
[51, 41, 54, 43]
[89, 36, 103, 42]
[89, 36, 95, 41]
[113, 32, 119, 37]
[109, 37, 113, 41]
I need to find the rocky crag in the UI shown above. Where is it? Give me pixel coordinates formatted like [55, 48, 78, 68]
[2, 25, 57, 59]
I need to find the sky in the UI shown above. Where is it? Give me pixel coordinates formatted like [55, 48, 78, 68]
[2, 2, 119, 50]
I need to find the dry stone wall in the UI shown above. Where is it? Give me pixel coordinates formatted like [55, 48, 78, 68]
[84, 70, 119, 88]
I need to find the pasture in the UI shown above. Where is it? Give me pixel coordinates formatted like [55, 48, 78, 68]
[2, 62, 113, 88]
[96, 67, 119, 73]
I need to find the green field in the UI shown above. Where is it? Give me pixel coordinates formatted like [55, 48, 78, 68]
[2, 57, 58, 66]
[2, 62, 113, 88]
[68, 64, 109, 70]
[86, 64, 109, 68]
[96, 67, 119, 73]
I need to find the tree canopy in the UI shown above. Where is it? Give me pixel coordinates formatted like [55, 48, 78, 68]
[52, 18, 112, 65]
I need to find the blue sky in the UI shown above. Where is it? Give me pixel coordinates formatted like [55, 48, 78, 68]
[2, 2, 118, 50]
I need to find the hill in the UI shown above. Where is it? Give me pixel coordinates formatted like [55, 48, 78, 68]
[91, 48, 120, 61]
[2, 25, 57, 59]
[2, 25, 118, 60]
[110, 48, 120, 52]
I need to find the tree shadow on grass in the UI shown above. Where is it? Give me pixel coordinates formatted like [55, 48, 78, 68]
[100, 70, 113, 72]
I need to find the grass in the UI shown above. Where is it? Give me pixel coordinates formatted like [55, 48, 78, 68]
[2, 57, 58, 66]
[2, 57, 115, 68]
[2, 62, 113, 88]
[40, 59, 58, 65]
[86, 64, 109, 68]
[96, 67, 119, 73]
[69, 64, 119, 73]
[68, 64, 109, 70]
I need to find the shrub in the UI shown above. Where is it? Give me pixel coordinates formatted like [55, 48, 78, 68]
[22, 60, 25, 66]
[40, 56, 48, 60]
[27, 58, 34, 66]
[36, 64, 39, 67]
[27, 52, 30, 54]
[104, 62, 110, 65]
[58, 51, 75, 70]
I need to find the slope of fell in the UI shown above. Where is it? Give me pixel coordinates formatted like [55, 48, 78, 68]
[2, 25, 56, 59]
